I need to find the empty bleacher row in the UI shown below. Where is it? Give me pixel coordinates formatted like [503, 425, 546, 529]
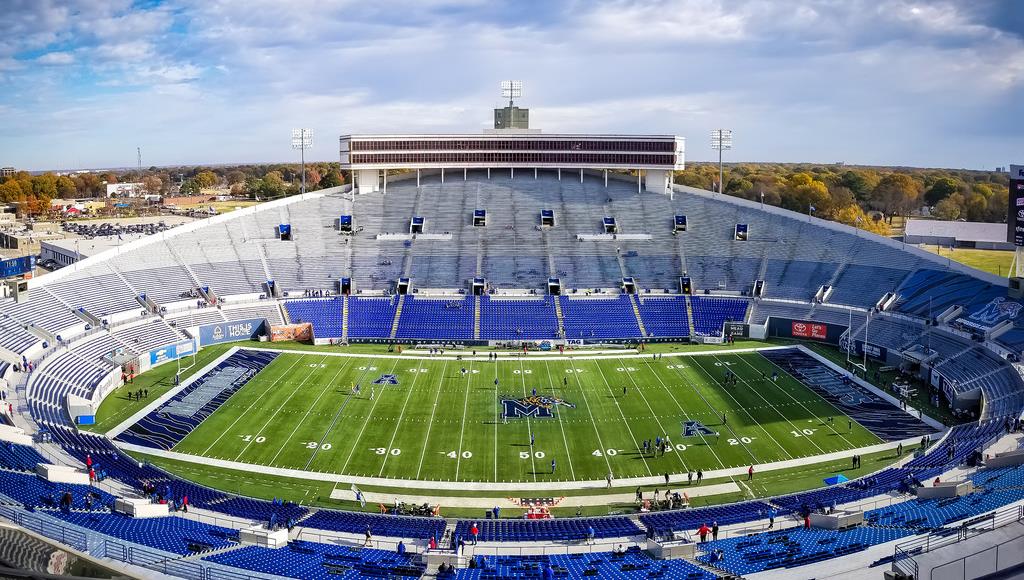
[282, 294, 749, 342]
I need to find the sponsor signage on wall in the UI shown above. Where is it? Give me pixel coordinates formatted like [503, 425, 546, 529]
[198, 318, 266, 346]
[791, 320, 827, 340]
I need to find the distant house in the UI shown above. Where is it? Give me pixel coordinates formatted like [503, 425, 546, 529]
[904, 219, 1013, 250]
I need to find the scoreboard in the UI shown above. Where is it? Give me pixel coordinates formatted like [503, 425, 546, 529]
[1008, 165, 1024, 246]
[0, 255, 35, 279]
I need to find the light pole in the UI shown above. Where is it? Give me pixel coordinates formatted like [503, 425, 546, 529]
[291, 128, 313, 194]
[711, 129, 732, 194]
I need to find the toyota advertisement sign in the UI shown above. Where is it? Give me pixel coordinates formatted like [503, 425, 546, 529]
[1008, 165, 1024, 246]
[791, 321, 827, 340]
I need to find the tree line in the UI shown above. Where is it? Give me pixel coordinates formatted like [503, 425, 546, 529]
[674, 163, 1010, 235]
[0, 163, 346, 216]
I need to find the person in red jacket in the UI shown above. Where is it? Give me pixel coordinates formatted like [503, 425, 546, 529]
[697, 523, 710, 542]
[182, 495, 189, 513]
[748, 465, 754, 481]
[469, 523, 479, 545]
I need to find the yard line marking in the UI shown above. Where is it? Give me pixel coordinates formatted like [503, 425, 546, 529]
[687, 356, 794, 460]
[542, 360, 576, 481]
[493, 362, 499, 482]
[338, 358, 403, 475]
[711, 353, 828, 456]
[640, 362, 729, 469]
[454, 360, 475, 481]
[740, 352, 859, 447]
[614, 357, 689, 473]
[589, 359, 653, 478]
[415, 360, 449, 480]
[200, 354, 309, 456]
[303, 391, 356, 471]
[377, 359, 428, 476]
[269, 357, 356, 465]
[233, 355, 331, 462]
[516, 358, 537, 482]
[565, 364, 613, 476]
[662, 359, 764, 464]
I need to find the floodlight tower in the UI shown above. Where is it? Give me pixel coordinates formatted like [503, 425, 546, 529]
[501, 80, 522, 108]
[711, 129, 732, 194]
[291, 128, 313, 194]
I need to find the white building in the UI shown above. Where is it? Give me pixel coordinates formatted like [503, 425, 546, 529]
[105, 182, 144, 197]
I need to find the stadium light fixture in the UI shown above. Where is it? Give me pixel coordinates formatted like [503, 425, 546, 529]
[291, 128, 313, 195]
[711, 129, 732, 194]
[501, 80, 523, 107]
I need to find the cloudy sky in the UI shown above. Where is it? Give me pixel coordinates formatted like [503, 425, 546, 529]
[1, 0, 1021, 171]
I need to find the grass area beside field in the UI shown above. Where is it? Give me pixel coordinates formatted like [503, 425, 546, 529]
[919, 246, 1014, 277]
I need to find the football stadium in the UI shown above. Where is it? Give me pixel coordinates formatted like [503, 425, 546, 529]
[2, 115, 1024, 579]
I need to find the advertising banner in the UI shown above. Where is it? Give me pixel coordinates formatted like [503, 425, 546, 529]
[270, 323, 313, 342]
[1008, 165, 1024, 246]
[198, 318, 266, 346]
[791, 321, 827, 340]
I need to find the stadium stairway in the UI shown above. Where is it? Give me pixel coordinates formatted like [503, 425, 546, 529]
[553, 296, 565, 336]
[628, 294, 648, 337]
[390, 295, 405, 340]
[684, 295, 697, 337]
[473, 296, 481, 340]
[342, 295, 349, 341]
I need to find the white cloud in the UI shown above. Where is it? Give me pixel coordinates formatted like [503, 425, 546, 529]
[36, 51, 74, 65]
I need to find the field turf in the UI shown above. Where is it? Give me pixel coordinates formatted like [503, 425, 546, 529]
[165, 347, 882, 483]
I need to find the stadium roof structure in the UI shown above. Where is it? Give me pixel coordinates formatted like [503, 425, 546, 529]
[340, 132, 685, 195]
[904, 219, 1010, 245]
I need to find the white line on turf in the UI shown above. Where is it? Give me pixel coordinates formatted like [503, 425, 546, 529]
[267, 357, 356, 466]
[197, 354, 309, 456]
[376, 358, 428, 476]
[585, 359, 652, 478]
[686, 355, 794, 460]
[414, 360, 449, 480]
[638, 360, 729, 470]
[454, 360, 475, 481]
[516, 358, 538, 482]
[739, 352, 860, 447]
[613, 356, 690, 474]
[232, 355, 331, 462]
[661, 359, 763, 464]
[542, 360, 576, 481]
[710, 353, 830, 456]
[337, 358, 404, 475]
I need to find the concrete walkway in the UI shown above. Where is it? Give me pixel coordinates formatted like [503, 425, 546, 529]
[331, 481, 742, 509]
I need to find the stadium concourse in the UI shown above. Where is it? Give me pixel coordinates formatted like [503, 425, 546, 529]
[0, 173, 1023, 579]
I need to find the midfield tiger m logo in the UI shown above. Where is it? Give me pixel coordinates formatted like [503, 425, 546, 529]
[501, 396, 576, 419]
[372, 374, 399, 385]
[681, 420, 716, 438]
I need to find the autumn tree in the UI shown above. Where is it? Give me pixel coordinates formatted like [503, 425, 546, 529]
[870, 174, 921, 218]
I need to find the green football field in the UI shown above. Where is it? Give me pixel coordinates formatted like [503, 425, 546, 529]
[165, 347, 881, 484]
